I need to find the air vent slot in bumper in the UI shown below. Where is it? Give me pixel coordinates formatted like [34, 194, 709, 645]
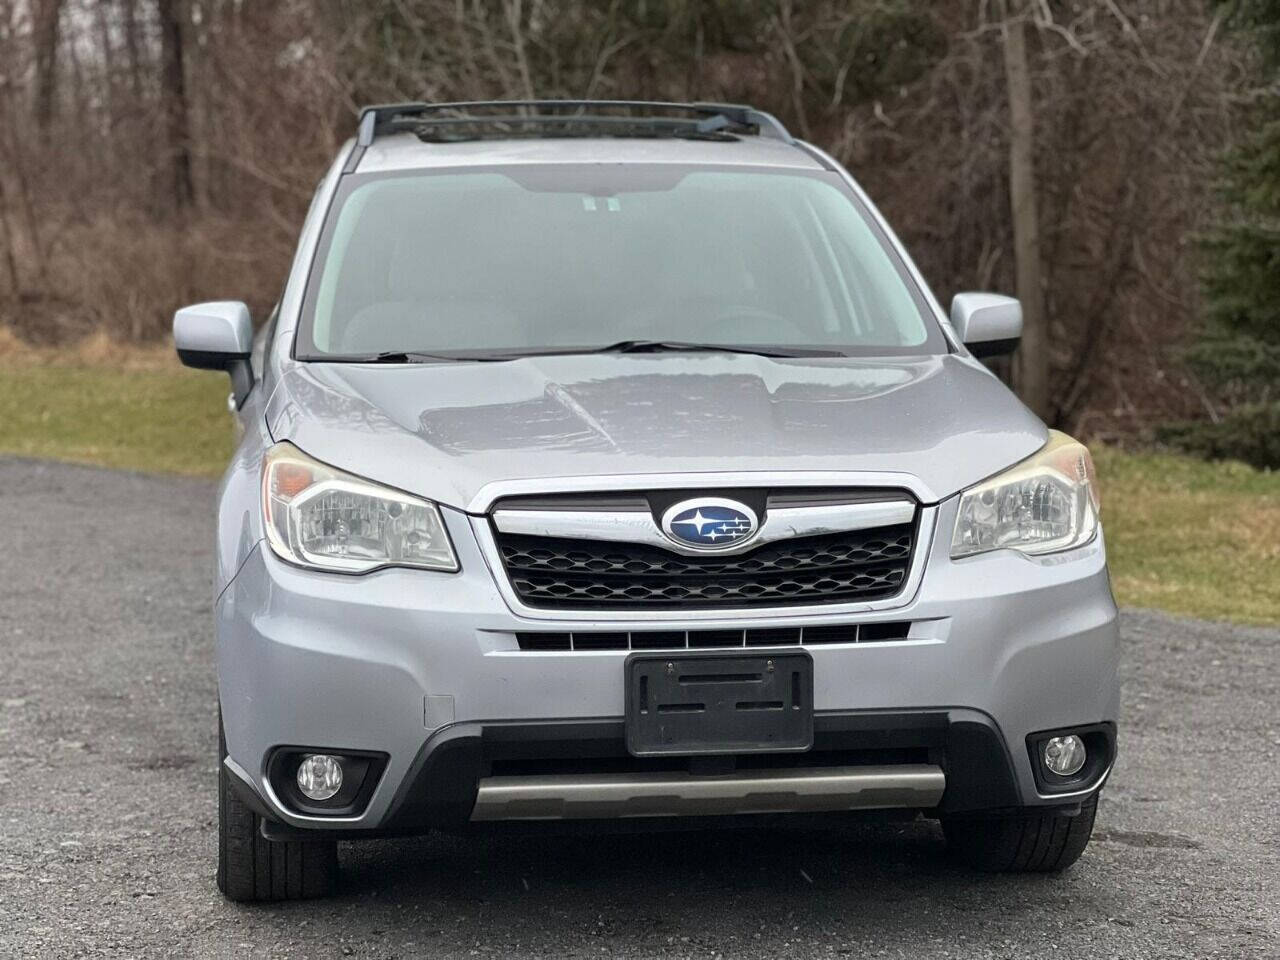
[514, 622, 911, 652]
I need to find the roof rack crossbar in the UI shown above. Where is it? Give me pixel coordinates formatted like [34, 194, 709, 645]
[382, 114, 743, 143]
[353, 100, 794, 147]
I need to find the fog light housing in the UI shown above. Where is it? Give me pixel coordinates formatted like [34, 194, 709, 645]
[296, 754, 343, 801]
[1042, 735, 1086, 777]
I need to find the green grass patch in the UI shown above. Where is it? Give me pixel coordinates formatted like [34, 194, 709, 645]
[2, 358, 1277, 625]
[0, 362, 232, 477]
[1095, 448, 1280, 626]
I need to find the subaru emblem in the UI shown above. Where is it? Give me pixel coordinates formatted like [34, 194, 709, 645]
[661, 498, 759, 552]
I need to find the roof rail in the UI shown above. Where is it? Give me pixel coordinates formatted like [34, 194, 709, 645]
[352, 100, 794, 148]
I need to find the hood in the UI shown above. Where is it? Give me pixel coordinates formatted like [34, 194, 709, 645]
[266, 353, 1046, 510]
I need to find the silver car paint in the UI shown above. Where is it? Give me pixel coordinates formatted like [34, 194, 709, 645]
[209, 131, 1119, 829]
[216, 498, 1118, 830]
[263, 354, 1047, 512]
[950, 293, 1024, 346]
[173, 301, 254, 355]
[356, 132, 828, 175]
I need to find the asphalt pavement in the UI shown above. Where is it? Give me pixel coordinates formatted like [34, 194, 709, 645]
[0, 456, 1276, 959]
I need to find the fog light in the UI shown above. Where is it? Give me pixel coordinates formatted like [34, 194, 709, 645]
[296, 754, 343, 801]
[1043, 735, 1086, 777]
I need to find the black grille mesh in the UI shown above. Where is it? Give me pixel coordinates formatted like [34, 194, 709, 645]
[495, 524, 915, 609]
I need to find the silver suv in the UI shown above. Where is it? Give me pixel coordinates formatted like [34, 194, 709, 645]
[175, 101, 1118, 902]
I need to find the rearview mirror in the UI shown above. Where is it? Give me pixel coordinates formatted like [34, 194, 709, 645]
[950, 293, 1022, 358]
[174, 301, 255, 407]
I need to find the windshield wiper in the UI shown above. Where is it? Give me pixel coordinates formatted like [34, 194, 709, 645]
[568, 340, 847, 359]
[323, 350, 510, 364]
[316, 342, 847, 363]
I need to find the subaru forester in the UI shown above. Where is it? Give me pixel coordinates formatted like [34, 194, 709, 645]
[174, 101, 1118, 901]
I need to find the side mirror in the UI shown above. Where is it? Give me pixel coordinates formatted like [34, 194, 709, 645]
[174, 301, 255, 407]
[950, 293, 1022, 358]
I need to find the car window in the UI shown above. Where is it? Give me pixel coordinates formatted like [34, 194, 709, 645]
[296, 165, 943, 359]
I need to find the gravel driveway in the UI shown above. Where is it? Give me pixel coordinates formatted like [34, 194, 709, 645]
[1, 456, 1276, 959]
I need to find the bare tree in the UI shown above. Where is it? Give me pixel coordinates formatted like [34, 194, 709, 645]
[157, 0, 193, 213]
[121, 0, 146, 102]
[0, 0, 22, 296]
[0, 0, 1248, 430]
[997, 0, 1049, 419]
[32, 0, 62, 135]
[0, 8, 49, 290]
[93, 0, 119, 141]
[0, 174, 21, 297]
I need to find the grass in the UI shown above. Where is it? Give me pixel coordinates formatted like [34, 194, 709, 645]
[1095, 449, 1280, 626]
[2, 337, 1277, 625]
[0, 333, 232, 476]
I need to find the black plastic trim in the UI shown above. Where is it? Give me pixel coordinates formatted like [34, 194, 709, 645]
[176, 349, 254, 408]
[265, 747, 389, 817]
[176, 348, 249, 370]
[355, 100, 795, 145]
[255, 710, 1023, 839]
[1025, 722, 1116, 795]
[495, 521, 917, 610]
[624, 650, 814, 756]
[967, 337, 1020, 359]
[223, 760, 276, 820]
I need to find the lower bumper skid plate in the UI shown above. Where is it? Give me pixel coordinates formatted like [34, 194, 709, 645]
[470, 763, 945, 821]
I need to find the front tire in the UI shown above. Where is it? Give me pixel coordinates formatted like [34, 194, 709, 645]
[217, 719, 338, 902]
[941, 794, 1099, 873]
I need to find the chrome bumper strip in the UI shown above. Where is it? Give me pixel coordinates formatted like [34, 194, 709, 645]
[493, 507, 666, 546]
[467, 470, 938, 513]
[470, 763, 945, 820]
[760, 500, 916, 543]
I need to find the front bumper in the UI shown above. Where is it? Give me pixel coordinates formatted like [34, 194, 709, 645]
[216, 499, 1120, 833]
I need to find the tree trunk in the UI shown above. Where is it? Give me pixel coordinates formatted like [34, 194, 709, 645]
[999, 1, 1050, 420]
[94, 0, 117, 144]
[0, 81, 50, 286]
[0, 174, 23, 298]
[121, 0, 146, 102]
[157, 0, 194, 214]
[33, 0, 63, 135]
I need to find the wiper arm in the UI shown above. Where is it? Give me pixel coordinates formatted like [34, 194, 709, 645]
[587, 340, 847, 358]
[323, 350, 510, 364]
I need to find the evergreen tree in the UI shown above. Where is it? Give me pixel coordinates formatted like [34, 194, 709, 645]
[1162, 0, 1280, 467]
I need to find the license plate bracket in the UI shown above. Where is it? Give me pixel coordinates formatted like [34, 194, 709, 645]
[625, 652, 814, 757]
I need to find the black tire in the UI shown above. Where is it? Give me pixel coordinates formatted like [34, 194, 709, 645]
[941, 794, 1099, 873]
[217, 717, 338, 902]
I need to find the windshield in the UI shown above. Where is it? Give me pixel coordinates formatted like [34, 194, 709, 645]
[295, 165, 944, 360]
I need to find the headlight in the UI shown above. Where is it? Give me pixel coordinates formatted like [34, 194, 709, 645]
[262, 442, 458, 573]
[951, 431, 1100, 559]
